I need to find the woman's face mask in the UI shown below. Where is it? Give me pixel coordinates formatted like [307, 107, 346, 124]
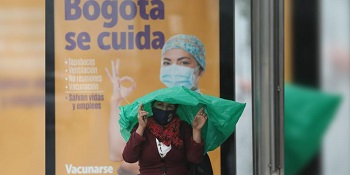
[152, 107, 176, 126]
[152, 101, 177, 126]
[160, 64, 200, 89]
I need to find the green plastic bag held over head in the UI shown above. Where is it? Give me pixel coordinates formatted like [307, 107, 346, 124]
[119, 86, 246, 153]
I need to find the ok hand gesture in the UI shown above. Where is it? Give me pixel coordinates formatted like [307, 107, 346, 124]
[105, 59, 136, 102]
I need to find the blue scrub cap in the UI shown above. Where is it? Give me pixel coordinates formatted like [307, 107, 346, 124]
[161, 34, 206, 70]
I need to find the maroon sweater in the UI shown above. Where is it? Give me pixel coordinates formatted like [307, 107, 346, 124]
[122, 121, 204, 175]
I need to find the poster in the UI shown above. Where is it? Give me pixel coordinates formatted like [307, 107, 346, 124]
[0, 0, 45, 175]
[51, 0, 220, 174]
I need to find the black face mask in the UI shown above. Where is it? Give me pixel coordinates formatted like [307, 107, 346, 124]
[152, 107, 176, 126]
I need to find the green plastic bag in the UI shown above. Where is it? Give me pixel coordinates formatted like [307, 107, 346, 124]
[284, 84, 341, 175]
[119, 86, 246, 152]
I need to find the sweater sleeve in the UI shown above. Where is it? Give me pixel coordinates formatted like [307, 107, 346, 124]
[183, 122, 205, 164]
[122, 126, 146, 163]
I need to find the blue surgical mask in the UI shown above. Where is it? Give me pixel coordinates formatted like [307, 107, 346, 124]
[152, 107, 176, 126]
[160, 64, 199, 89]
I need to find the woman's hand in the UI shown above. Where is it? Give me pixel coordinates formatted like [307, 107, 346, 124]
[192, 107, 208, 143]
[192, 107, 208, 130]
[136, 104, 148, 136]
[105, 59, 136, 102]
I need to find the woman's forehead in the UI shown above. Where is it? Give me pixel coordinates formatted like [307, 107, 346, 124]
[162, 48, 195, 60]
[153, 101, 175, 106]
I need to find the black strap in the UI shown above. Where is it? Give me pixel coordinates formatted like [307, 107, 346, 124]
[180, 122, 213, 175]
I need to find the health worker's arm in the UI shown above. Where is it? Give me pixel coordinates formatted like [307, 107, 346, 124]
[105, 59, 136, 162]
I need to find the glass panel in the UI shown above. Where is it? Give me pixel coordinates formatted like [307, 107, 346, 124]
[235, 0, 253, 174]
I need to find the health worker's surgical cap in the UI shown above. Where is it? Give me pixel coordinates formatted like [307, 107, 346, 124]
[161, 34, 206, 70]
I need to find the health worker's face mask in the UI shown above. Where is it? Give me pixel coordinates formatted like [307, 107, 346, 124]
[160, 64, 200, 89]
[152, 107, 176, 126]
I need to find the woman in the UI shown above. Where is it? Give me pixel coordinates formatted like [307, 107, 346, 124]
[159, 34, 206, 92]
[105, 34, 210, 174]
[122, 102, 208, 175]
